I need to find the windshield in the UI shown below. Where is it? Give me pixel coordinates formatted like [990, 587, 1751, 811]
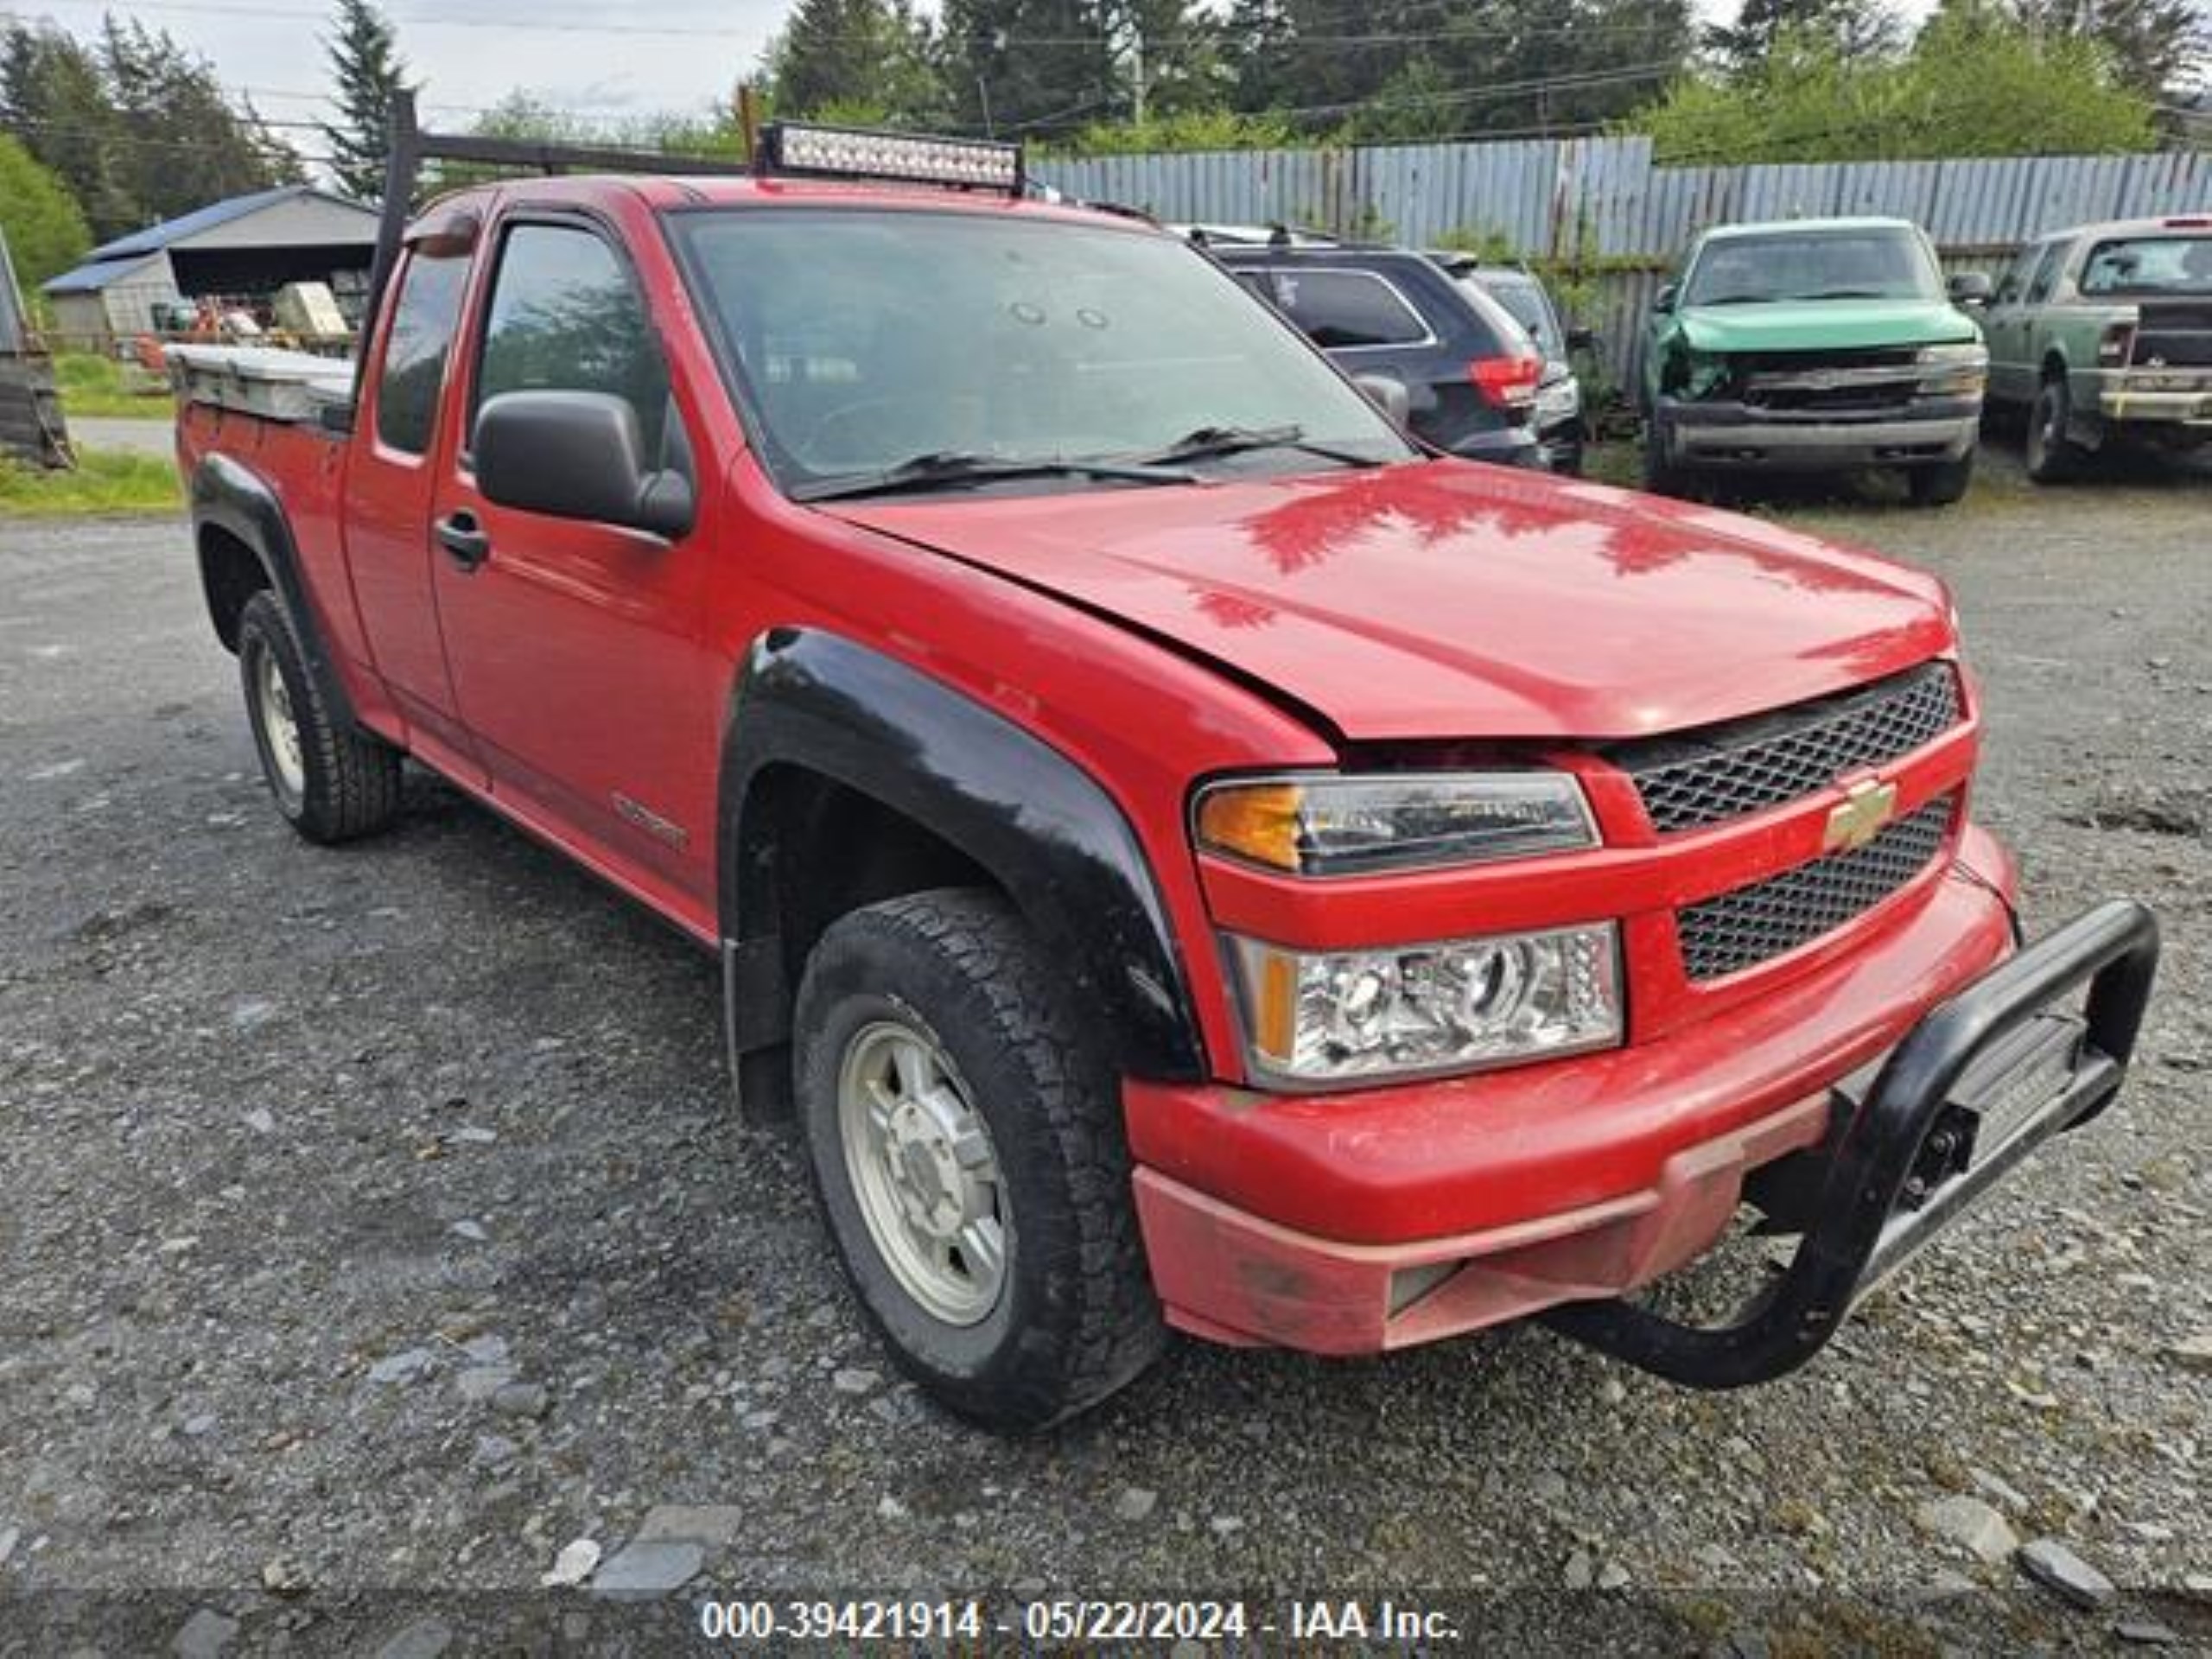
[1684, 228, 1943, 307]
[1460, 276, 1559, 356]
[2079, 235, 2212, 297]
[671, 207, 1417, 493]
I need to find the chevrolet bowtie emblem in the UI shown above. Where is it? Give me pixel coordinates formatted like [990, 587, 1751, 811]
[1824, 777, 1899, 854]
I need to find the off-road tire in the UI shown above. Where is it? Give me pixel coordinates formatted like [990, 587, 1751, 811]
[1908, 453, 1974, 507]
[794, 888, 1166, 1431]
[237, 590, 402, 843]
[2024, 377, 2080, 484]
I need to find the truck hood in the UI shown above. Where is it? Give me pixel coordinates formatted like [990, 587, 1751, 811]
[824, 461, 1953, 743]
[1678, 298, 1980, 354]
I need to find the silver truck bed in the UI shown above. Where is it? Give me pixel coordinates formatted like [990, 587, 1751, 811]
[167, 345, 353, 423]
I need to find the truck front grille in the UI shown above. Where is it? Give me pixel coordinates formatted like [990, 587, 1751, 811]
[1610, 662, 1962, 835]
[1677, 795, 1956, 981]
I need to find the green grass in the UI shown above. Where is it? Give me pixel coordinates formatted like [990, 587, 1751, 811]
[0, 449, 182, 517]
[53, 352, 174, 420]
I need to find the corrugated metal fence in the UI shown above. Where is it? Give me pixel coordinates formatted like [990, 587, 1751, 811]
[1039, 138, 2212, 382]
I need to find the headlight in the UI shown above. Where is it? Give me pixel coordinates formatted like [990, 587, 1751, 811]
[1917, 342, 1988, 396]
[1194, 773, 1596, 877]
[1230, 923, 1622, 1088]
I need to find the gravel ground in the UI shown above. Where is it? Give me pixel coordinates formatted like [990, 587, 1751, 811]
[2, 442, 2207, 1653]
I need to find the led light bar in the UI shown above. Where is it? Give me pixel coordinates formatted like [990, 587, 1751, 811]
[759, 122, 1024, 195]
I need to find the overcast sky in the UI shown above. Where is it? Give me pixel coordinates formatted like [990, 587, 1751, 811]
[12, 0, 1941, 170]
[20, 0, 791, 150]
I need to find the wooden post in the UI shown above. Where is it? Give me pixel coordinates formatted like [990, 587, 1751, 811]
[737, 82, 763, 166]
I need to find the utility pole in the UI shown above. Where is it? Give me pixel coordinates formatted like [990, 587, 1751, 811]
[1131, 37, 1147, 125]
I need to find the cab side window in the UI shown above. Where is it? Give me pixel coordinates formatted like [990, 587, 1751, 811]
[1993, 245, 2039, 307]
[473, 221, 671, 460]
[2024, 241, 2069, 306]
[1268, 270, 1427, 349]
[375, 250, 468, 454]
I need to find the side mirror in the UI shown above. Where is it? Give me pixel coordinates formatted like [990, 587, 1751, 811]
[1565, 325, 1598, 354]
[474, 390, 695, 541]
[1652, 283, 1678, 315]
[1947, 270, 1993, 308]
[1352, 372, 1411, 429]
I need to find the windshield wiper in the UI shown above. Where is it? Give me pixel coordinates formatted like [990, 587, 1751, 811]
[1696, 293, 1777, 306]
[791, 449, 1196, 504]
[1122, 423, 1381, 469]
[1795, 288, 1891, 301]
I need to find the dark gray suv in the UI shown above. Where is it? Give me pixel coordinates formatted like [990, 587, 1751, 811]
[1203, 236, 1546, 469]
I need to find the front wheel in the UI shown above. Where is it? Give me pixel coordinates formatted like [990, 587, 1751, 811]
[1908, 453, 1974, 507]
[794, 889, 1166, 1431]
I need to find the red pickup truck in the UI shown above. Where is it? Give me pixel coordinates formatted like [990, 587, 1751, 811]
[174, 120, 2158, 1430]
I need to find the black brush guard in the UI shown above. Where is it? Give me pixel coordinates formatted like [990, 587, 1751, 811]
[1540, 899, 2159, 1388]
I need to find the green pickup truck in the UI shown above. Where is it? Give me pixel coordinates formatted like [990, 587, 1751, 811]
[1981, 215, 2212, 481]
[1642, 216, 1991, 505]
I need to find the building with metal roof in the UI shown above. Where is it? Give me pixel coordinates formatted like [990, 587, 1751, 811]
[41, 185, 380, 351]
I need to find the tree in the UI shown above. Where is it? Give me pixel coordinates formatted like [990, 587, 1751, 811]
[1051, 105, 1293, 153]
[1635, 16, 2157, 163]
[3, 19, 299, 241]
[1224, 0, 1698, 143]
[939, 0, 1120, 139]
[427, 92, 745, 190]
[1707, 0, 1904, 73]
[321, 0, 412, 201]
[763, 0, 944, 124]
[98, 20, 302, 222]
[2007, 0, 2206, 100]
[2, 23, 134, 237]
[0, 131, 91, 288]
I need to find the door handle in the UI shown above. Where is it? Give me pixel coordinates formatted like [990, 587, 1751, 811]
[435, 512, 491, 570]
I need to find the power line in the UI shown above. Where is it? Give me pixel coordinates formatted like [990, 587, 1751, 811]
[1267, 60, 1681, 120]
[10, 0, 1700, 50]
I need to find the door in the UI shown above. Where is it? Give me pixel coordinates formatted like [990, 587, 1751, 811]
[342, 243, 483, 779]
[428, 213, 721, 925]
[1986, 239, 2063, 404]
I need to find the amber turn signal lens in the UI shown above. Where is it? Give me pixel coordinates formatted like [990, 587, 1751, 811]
[1195, 782, 1305, 872]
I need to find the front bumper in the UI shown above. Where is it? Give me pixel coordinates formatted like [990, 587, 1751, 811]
[1545, 898, 2156, 1387]
[1128, 868, 2158, 1377]
[1662, 398, 1979, 469]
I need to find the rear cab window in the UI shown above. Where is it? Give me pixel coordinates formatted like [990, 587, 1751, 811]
[2078, 235, 2212, 296]
[1459, 275, 1559, 358]
[374, 250, 469, 454]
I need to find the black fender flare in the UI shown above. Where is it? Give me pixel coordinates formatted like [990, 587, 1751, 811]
[718, 628, 1207, 1109]
[191, 452, 358, 728]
